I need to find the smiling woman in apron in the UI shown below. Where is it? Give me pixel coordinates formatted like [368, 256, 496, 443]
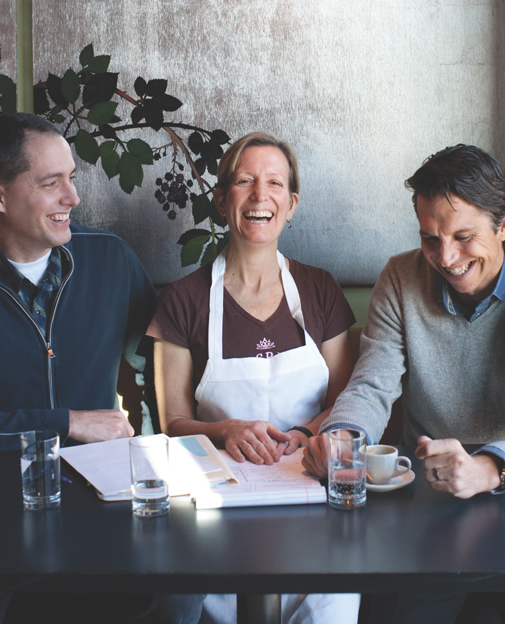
[147, 133, 360, 624]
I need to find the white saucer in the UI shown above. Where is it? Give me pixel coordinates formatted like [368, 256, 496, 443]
[366, 470, 415, 492]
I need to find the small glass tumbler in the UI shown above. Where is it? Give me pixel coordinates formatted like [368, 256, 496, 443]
[20, 430, 61, 510]
[327, 428, 367, 510]
[130, 435, 169, 517]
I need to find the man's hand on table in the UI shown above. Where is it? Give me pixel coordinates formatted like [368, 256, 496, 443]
[416, 435, 501, 498]
[68, 409, 134, 443]
[302, 434, 328, 479]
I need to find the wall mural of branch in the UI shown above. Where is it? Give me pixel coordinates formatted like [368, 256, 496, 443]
[0, 43, 230, 268]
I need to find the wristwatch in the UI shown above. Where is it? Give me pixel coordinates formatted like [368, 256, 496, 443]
[497, 462, 505, 492]
[482, 452, 505, 494]
[288, 426, 314, 438]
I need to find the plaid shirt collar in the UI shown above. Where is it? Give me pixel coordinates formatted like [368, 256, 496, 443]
[0, 247, 65, 337]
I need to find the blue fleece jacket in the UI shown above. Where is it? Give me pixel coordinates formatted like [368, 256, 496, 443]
[0, 224, 157, 450]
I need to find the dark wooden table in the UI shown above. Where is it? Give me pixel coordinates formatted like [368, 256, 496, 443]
[2, 446, 505, 623]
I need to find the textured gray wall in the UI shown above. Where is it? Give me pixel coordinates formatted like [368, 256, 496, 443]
[2, 0, 505, 284]
[1, 0, 17, 88]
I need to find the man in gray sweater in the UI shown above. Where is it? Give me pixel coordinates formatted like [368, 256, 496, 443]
[303, 144, 505, 623]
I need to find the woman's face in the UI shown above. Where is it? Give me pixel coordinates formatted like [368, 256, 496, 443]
[215, 146, 299, 248]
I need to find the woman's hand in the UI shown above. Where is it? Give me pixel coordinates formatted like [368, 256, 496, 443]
[219, 419, 294, 465]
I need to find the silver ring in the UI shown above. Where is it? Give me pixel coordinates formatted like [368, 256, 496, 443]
[434, 469, 441, 481]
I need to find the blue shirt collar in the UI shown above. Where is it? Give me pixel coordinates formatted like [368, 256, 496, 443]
[437, 259, 505, 322]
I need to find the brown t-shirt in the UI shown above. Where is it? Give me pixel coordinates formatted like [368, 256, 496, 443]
[147, 259, 355, 390]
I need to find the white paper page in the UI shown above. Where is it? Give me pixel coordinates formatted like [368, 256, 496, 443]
[194, 482, 327, 509]
[218, 448, 321, 486]
[61, 437, 131, 496]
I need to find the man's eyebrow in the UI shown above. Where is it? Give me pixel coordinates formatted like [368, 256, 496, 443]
[38, 168, 76, 183]
[419, 227, 474, 236]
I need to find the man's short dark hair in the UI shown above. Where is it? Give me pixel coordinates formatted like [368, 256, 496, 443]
[405, 144, 505, 231]
[0, 113, 61, 186]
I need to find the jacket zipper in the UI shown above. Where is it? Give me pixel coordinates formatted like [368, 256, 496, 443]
[0, 247, 74, 409]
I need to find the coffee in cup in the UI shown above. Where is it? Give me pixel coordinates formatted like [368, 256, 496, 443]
[366, 445, 411, 485]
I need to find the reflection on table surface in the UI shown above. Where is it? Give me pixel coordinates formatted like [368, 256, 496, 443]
[1, 446, 505, 596]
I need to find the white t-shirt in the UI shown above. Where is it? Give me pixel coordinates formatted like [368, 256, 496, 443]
[9, 250, 51, 287]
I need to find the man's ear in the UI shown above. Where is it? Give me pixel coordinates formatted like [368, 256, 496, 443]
[0, 185, 7, 215]
[499, 218, 505, 243]
[213, 188, 226, 217]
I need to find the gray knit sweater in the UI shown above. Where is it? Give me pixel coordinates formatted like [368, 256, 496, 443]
[321, 249, 505, 456]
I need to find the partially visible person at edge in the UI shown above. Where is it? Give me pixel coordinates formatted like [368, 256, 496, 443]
[0, 113, 203, 624]
[147, 132, 360, 624]
[303, 144, 505, 624]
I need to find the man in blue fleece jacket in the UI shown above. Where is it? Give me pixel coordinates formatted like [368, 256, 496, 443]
[0, 114, 204, 623]
[0, 113, 156, 450]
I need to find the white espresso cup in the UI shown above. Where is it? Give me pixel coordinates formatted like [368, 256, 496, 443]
[366, 445, 411, 485]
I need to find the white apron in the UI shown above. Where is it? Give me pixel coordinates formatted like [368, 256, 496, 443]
[197, 249, 360, 624]
[195, 249, 329, 429]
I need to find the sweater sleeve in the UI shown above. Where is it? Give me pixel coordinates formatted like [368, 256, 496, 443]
[319, 259, 406, 443]
[0, 408, 69, 451]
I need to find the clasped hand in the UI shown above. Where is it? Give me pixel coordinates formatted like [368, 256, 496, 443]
[220, 419, 301, 465]
[415, 436, 501, 498]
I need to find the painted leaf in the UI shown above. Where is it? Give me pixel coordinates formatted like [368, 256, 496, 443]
[119, 175, 134, 194]
[192, 193, 211, 225]
[160, 94, 182, 112]
[144, 79, 167, 97]
[61, 69, 80, 104]
[79, 44, 94, 67]
[142, 99, 163, 130]
[119, 151, 143, 188]
[194, 157, 206, 176]
[46, 72, 68, 107]
[131, 106, 144, 124]
[177, 228, 212, 246]
[82, 72, 118, 109]
[74, 129, 100, 164]
[33, 86, 50, 114]
[181, 235, 211, 268]
[101, 149, 119, 179]
[127, 139, 153, 165]
[200, 241, 218, 266]
[211, 129, 231, 145]
[87, 55, 111, 74]
[0, 75, 17, 113]
[100, 140, 116, 155]
[188, 132, 204, 155]
[134, 76, 147, 97]
[87, 101, 118, 126]
[202, 140, 223, 160]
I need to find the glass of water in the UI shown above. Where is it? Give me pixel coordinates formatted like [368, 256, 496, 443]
[20, 430, 61, 510]
[130, 435, 169, 517]
[327, 428, 367, 510]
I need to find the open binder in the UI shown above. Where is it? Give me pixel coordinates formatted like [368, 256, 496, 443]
[60, 434, 237, 501]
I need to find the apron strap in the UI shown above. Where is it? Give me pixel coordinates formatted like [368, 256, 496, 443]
[277, 250, 306, 330]
[208, 249, 227, 359]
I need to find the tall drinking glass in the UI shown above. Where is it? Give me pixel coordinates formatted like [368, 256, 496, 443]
[327, 428, 367, 510]
[20, 430, 61, 510]
[130, 435, 169, 517]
